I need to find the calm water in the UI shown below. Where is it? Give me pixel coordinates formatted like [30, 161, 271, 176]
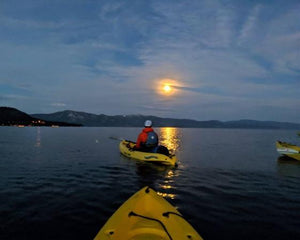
[1, 127, 300, 240]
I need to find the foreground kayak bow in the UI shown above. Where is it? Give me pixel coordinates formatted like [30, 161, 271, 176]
[94, 187, 203, 240]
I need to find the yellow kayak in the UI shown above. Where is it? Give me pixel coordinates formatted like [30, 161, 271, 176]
[119, 140, 177, 166]
[94, 186, 203, 240]
[276, 141, 300, 161]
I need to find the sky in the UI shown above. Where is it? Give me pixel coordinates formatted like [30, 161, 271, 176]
[0, 0, 299, 122]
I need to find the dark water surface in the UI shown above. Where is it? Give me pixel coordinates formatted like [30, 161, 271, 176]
[1, 127, 300, 240]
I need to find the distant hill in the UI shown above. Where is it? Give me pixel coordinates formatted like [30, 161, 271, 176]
[224, 119, 300, 129]
[2, 107, 299, 129]
[0, 107, 81, 127]
[32, 110, 300, 129]
[32, 110, 222, 127]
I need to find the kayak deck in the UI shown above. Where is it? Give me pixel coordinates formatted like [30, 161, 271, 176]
[94, 187, 203, 240]
[119, 140, 177, 166]
[276, 141, 300, 161]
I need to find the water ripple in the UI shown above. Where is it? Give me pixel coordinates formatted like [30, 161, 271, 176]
[1, 127, 300, 240]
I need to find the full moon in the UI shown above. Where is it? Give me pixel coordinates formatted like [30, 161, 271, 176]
[156, 78, 178, 96]
[163, 84, 171, 93]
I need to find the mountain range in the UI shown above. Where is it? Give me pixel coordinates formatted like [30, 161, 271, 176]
[32, 109, 300, 129]
[0, 107, 81, 127]
[1, 106, 300, 129]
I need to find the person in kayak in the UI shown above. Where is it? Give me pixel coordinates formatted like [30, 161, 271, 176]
[134, 120, 159, 152]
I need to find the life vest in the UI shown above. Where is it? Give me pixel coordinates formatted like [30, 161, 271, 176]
[145, 131, 158, 147]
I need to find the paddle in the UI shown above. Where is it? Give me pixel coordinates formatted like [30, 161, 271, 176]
[109, 136, 135, 143]
[109, 136, 125, 141]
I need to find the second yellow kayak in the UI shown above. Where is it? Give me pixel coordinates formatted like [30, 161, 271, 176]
[276, 140, 300, 161]
[94, 186, 203, 240]
[119, 140, 177, 166]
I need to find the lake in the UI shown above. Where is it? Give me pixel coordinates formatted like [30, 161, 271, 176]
[1, 127, 300, 240]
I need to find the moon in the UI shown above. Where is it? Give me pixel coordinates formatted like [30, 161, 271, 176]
[156, 78, 178, 96]
[163, 84, 172, 93]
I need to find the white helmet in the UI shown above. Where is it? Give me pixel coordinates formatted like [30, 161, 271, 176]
[144, 120, 152, 127]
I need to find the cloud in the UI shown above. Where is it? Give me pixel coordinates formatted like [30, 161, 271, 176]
[0, 95, 9, 101]
[50, 103, 66, 107]
[237, 5, 262, 46]
[251, 4, 300, 75]
[0, 83, 32, 96]
[0, 93, 29, 102]
[1, 15, 67, 30]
